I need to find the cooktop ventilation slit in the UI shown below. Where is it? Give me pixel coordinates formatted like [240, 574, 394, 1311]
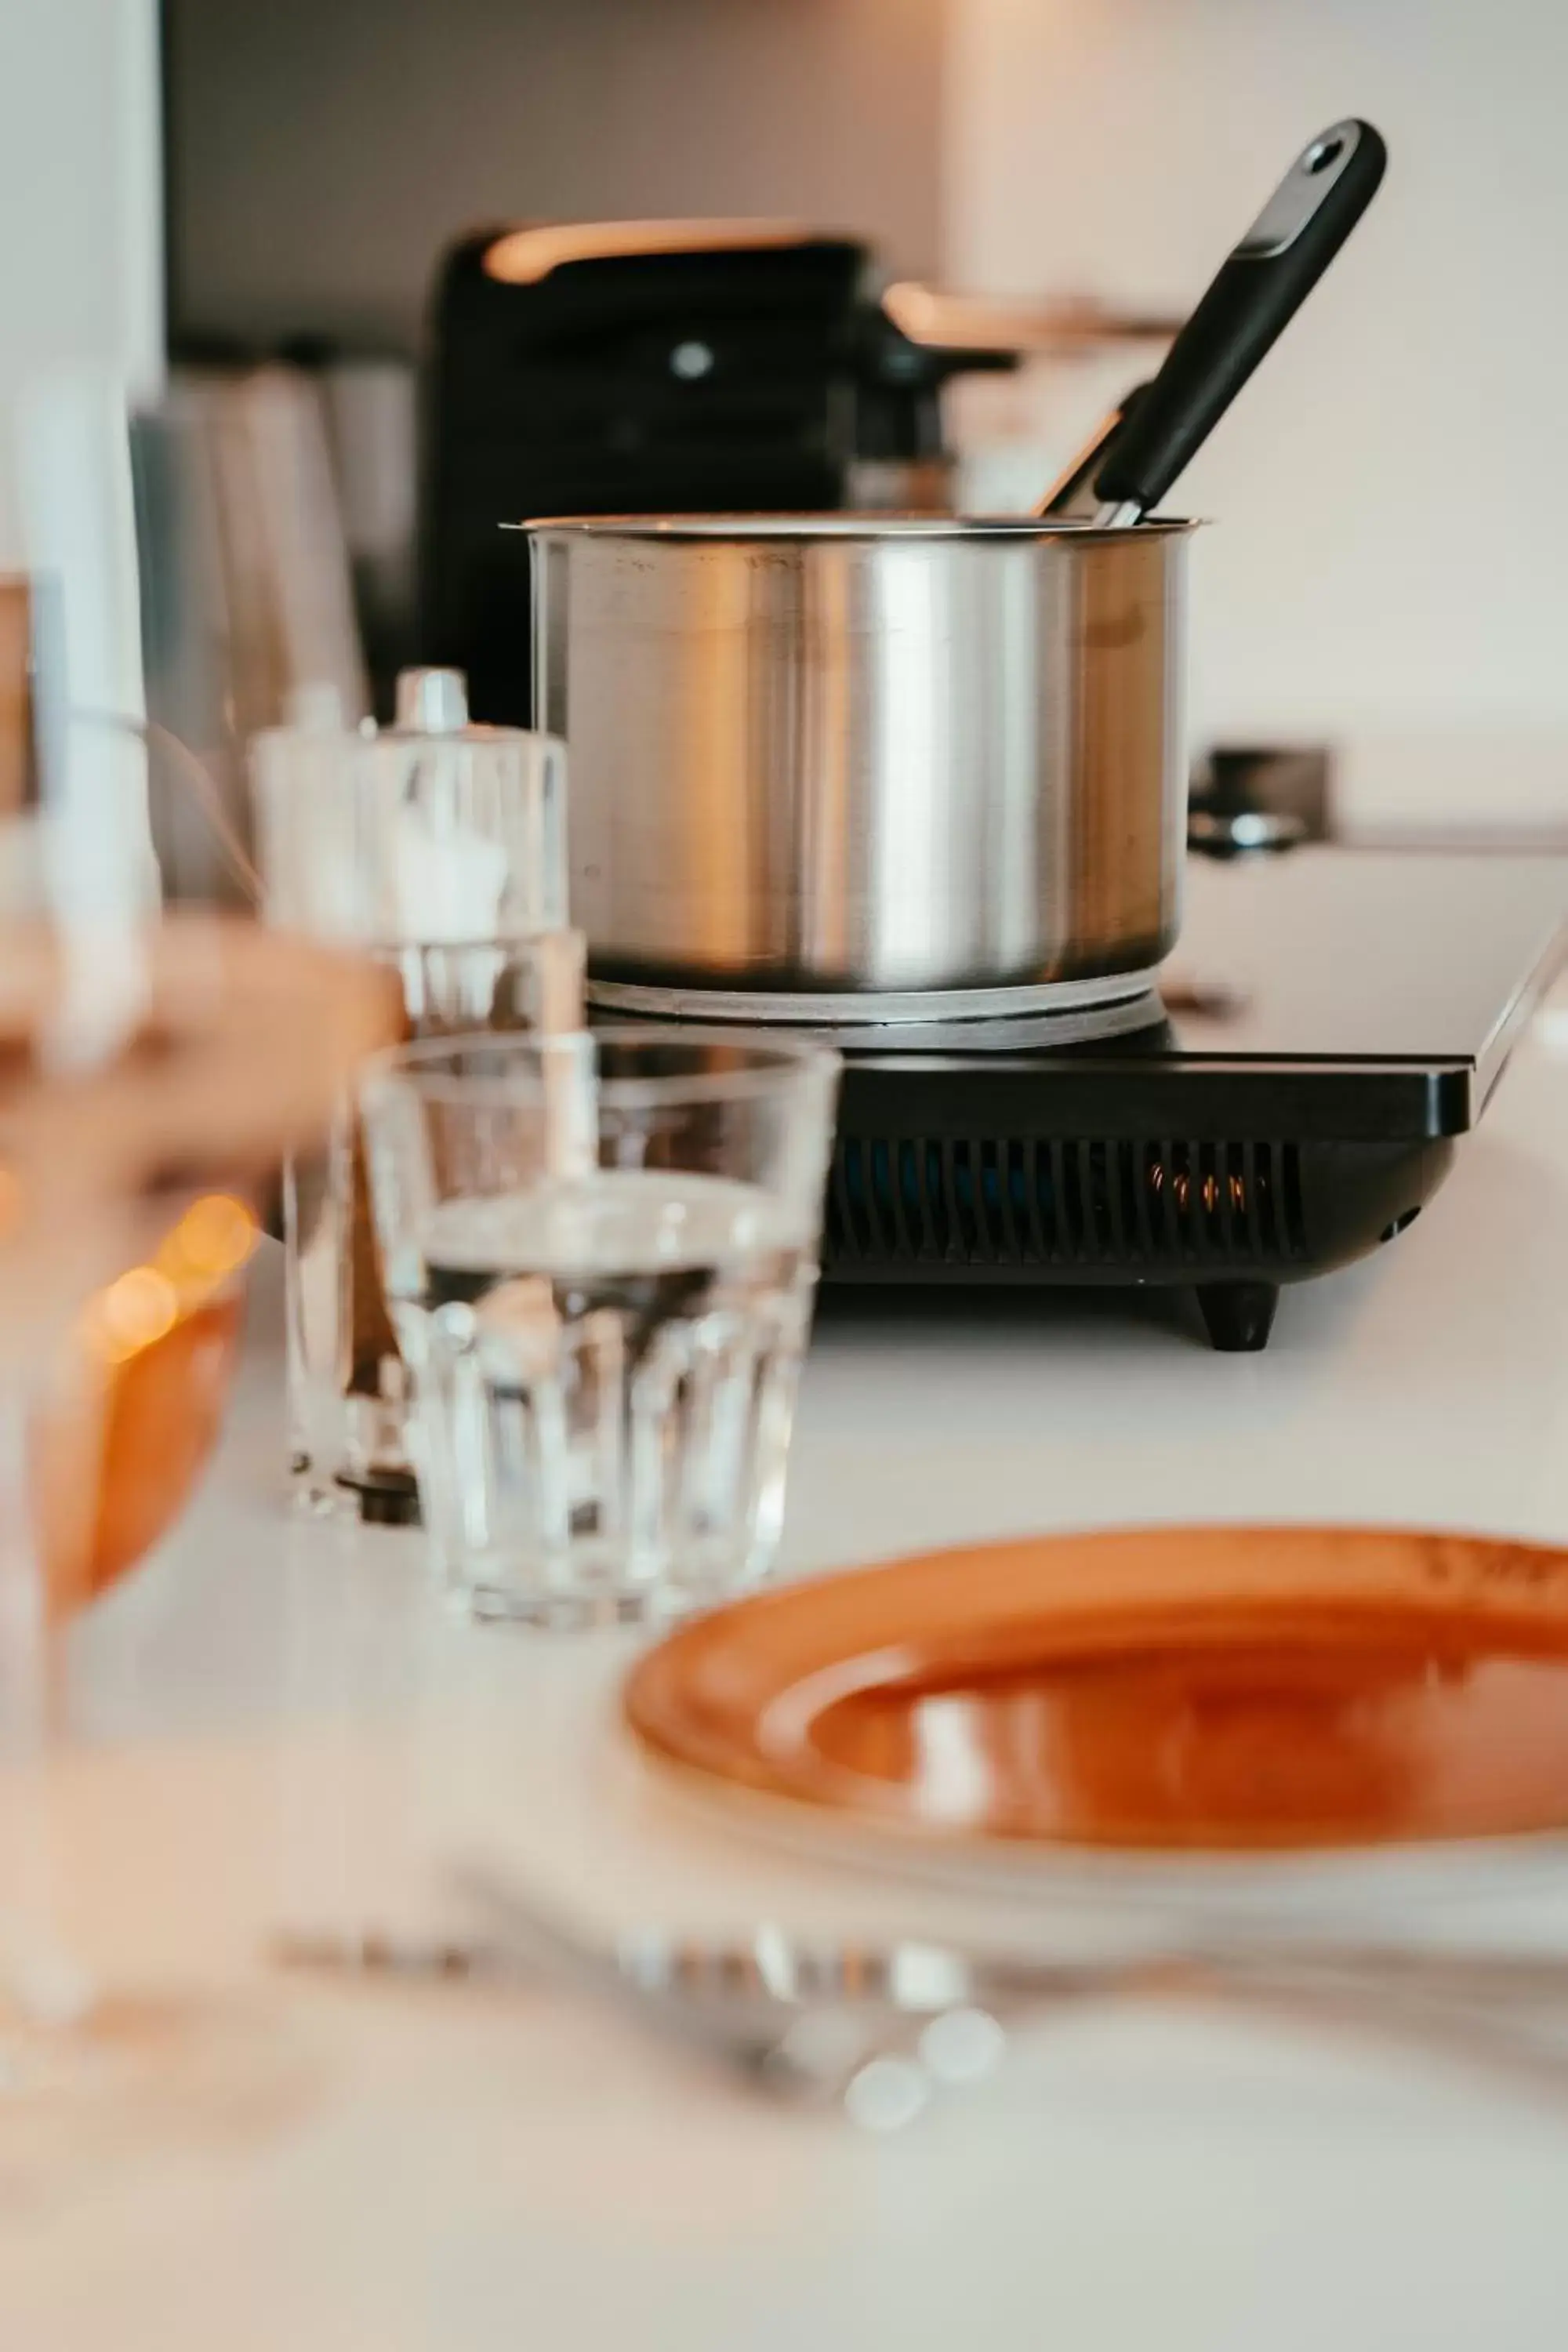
[1132, 1141, 1160, 1263]
[892, 1139, 924, 1258]
[996, 1138, 1026, 1261]
[1171, 1149, 1193, 1261]
[1077, 1138, 1098, 1261]
[833, 1138, 858, 1257]
[867, 1138, 897, 1256]
[918, 1139, 943, 1257]
[920, 1138, 945, 1257]
[1283, 1144, 1308, 1258]
[1107, 1138, 1135, 1264]
[939, 1139, 962, 1258]
[1088, 1138, 1119, 1263]
[944, 1140, 978, 1259]
[1153, 1139, 1183, 1261]
[1238, 1140, 1261, 1256]
[1022, 1140, 1051, 1263]
[1216, 1139, 1238, 1259]
[1192, 1138, 1215, 1264]
[903, 1138, 930, 1256]
[827, 1148, 855, 1262]
[984, 1144, 1007, 1261]
[924, 1138, 956, 1258]
[1254, 1142, 1279, 1258]
[1078, 1139, 1105, 1262]
[1049, 1139, 1076, 1262]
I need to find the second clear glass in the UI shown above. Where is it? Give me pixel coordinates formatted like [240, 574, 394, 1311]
[282, 931, 585, 1516]
[249, 682, 578, 1515]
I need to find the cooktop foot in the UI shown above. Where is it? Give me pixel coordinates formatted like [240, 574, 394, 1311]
[1196, 1280, 1279, 1352]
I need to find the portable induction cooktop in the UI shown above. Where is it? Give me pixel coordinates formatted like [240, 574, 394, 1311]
[782, 849, 1568, 1351]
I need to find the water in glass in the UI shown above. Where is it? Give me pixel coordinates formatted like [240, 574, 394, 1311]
[388, 1167, 815, 1622]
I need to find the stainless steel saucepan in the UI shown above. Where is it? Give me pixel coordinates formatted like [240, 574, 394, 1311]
[528, 122, 1387, 1013]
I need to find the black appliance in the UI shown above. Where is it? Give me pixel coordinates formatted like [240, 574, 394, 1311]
[419, 223, 1014, 724]
[789, 849, 1567, 1350]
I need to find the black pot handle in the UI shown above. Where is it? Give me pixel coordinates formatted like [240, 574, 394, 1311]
[1094, 119, 1388, 519]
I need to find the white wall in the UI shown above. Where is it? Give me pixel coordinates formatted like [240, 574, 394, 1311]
[0, 0, 163, 565]
[946, 0, 1568, 808]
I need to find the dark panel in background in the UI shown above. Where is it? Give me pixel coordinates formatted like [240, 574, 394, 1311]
[162, 0, 946, 357]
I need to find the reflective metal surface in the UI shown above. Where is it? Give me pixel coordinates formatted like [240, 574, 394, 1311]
[278, 1918, 1568, 2017]
[584, 964, 1161, 1029]
[1187, 805, 1308, 858]
[278, 1911, 1568, 2113]
[530, 517, 1192, 996]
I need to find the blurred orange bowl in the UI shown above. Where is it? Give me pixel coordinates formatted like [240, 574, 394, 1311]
[33, 1194, 257, 1610]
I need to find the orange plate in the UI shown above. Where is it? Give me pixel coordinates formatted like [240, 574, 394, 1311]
[623, 1528, 1568, 1855]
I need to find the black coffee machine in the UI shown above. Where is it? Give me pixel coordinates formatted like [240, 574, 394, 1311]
[418, 222, 1016, 724]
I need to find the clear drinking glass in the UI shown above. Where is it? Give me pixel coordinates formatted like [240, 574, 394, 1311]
[359, 1028, 842, 1625]
[249, 671, 578, 1517]
[0, 368, 397, 2147]
[0, 915, 395, 2108]
[283, 931, 585, 1517]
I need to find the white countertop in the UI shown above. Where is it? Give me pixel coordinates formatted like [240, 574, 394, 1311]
[12, 993, 1568, 2347]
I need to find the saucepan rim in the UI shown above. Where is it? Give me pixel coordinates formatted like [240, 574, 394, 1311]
[513, 514, 1198, 543]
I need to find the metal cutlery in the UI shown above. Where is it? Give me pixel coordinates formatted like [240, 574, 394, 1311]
[274, 1882, 1568, 2126]
[278, 1889, 1002, 2130]
[275, 1916, 1568, 2017]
